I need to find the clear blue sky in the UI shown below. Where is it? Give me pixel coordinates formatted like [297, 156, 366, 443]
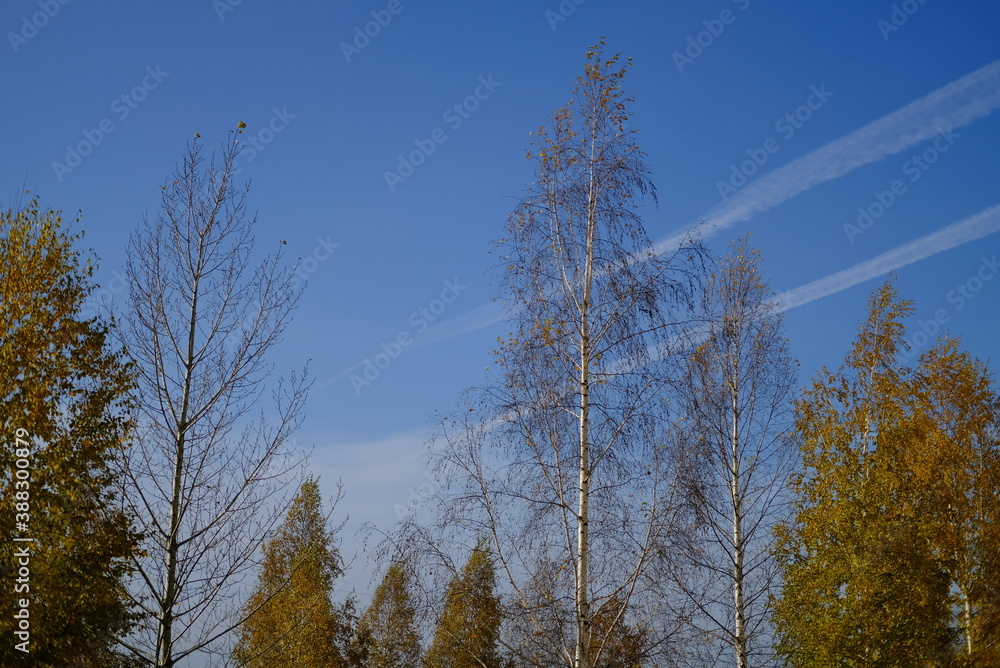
[4, 0, 1000, 612]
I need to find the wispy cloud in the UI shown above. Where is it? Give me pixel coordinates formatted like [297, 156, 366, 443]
[414, 301, 507, 348]
[324, 204, 1000, 556]
[775, 203, 1000, 310]
[655, 59, 1000, 252]
[320, 60, 1000, 376]
[315, 429, 430, 491]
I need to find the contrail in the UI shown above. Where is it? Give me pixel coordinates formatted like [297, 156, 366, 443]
[389, 201, 1000, 363]
[342, 204, 1000, 510]
[656, 59, 1000, 251]
[774, 203, 1000, 311]
[323, 60, 1000, 385]
[435, 59, 1000, 341]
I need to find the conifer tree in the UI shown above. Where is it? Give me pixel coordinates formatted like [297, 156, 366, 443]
[425, 541, 504, 668]
[588, 597, 647, 668]
[352, 561, 421, 668]
[0, 198, 141, 666]
[233, 477, 350, 667]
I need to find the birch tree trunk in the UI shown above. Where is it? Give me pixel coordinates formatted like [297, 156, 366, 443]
[395, 41, 706, 668]
[674, 235, 795, 668]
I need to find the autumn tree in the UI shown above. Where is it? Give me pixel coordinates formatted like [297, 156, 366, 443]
[402, 41, 703, 668]
[773, 280, 954, 666]
[587, 596, 648, 668]
[0, 198, 141, 666]
[233, 477, 351, 667]
[351, 561, 422, 668]
[672, 235, 796, 668]
[425, 541, 505, 668]
[908, 338, 1000, 665]
[116, 132, 310, 667]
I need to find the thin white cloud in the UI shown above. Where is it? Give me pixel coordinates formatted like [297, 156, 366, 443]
[774, 203, 1000, 311]
[655, 58, 1000, 252]
[313, 429, 434, 527]
[318, 59, 1000, 387]
[414, 301, 507, 347]
[443, 59, 1000, 340]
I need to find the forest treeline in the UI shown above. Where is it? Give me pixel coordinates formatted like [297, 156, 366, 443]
[1, 41, 998, 667]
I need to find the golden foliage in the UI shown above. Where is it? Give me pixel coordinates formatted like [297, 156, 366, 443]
[233, 478, 349, 667]
[0, 199, 141, 666]
[774, 279, 1000, 666]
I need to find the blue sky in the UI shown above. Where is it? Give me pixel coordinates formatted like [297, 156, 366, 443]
[4, 0, 1000, 605]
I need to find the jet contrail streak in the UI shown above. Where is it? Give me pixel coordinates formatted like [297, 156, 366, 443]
[324, 61, 1000, 381]
[775, 203, 1000, 311]
[655, 59, 1000, 252]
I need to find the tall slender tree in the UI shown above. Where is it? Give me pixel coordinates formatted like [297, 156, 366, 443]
[673, 235, 796, 667]
[402, 41, 704, 667]
[233, 477, 351, 667]
[0, 198, 141, 666]
[425, 541, 504, 668]
[352, 561, 422, 668]
[117, 131, 309, 667]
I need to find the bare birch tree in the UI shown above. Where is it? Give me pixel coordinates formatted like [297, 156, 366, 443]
[672, 235, 796, 668]
[396, 42, 705, 668]
[116, 131, 309, 668]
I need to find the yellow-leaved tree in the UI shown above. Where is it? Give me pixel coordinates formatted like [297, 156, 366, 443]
[425, 541, 504, 668]
[233, 477, 352, 667]
[0, 198, 141, 667]
[772, 279, 1000, 666]
[352, 561, 422, 668]
[908, 338, 1000, 665]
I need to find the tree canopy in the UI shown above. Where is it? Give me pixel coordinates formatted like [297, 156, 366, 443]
[0, 198, 140, 667]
